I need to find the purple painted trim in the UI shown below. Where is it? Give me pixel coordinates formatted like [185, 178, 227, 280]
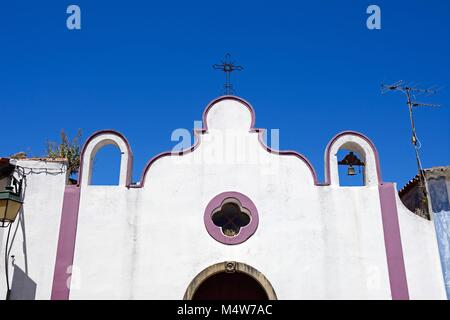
[378, 183, 409, 300]
[323, 131, 383, 185]
[77, 96, 318, 188]
[204, 191, 259, 245]
[129, 132, 203, 188]
[51, 185, 81, 300]
[134, 96, 319, 187]
[77, 98, 380, 188]
[202, 95, 256, 130]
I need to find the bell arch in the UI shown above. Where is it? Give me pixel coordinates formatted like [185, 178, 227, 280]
[325, 131, 382, 186]
[79, 130, 133, 187]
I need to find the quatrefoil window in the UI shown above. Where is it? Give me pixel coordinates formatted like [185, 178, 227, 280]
[204, 192, 259, 245]
[212, 201, 251, 237]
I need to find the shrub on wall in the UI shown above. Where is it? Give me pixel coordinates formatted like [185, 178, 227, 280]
[46, 129, 82, 178]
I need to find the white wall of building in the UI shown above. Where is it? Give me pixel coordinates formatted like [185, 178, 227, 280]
[396, 192, 447, 299]
[0, 159, 67, 300]
[68, 98, 446, 299]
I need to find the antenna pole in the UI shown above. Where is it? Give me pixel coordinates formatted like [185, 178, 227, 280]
[382, 81, 441, 217]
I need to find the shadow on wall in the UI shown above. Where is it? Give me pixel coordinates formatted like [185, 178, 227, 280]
[9, 264, 36, 300]
[7, 177, 35, 300]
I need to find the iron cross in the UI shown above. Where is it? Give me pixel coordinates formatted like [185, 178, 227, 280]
[213, 53, 243, 95]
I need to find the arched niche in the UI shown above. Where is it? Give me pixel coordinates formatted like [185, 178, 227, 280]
[326, 132, 381, 187]
[79, 131, 133, 187]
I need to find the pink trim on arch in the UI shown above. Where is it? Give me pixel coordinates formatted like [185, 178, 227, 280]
[205, 96, 319, 183]
[202, 95, 256, 130]
[128, 130, 203, 188]
[204, 191, 259, 245]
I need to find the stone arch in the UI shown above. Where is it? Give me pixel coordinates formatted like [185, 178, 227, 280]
[183, 261, 277, 300]
[79, 130, 133, 187]
[325, 131, 382, 186]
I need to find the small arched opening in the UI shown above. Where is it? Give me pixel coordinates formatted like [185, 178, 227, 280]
[79, 131, 132, 187]
[327, 132, 381, 187]
[90, 144, 122, 185]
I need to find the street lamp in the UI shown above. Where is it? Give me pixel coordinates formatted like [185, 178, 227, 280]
[0, 186, 23, 228]
[0, 178, 23, 300]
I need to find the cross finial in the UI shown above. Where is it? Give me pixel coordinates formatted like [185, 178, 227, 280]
[213, 53, 243, 95]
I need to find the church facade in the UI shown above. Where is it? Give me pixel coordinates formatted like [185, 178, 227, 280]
[0, 96, 447, 299]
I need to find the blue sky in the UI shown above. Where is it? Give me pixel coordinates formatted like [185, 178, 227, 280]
[0, 1, 449, 187]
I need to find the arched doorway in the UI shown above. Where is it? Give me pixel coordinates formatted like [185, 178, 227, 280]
[184, 261, 277, 300]
[192, 271, 268, 300]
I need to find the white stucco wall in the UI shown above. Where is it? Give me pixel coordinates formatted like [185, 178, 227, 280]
[68, 98, 445, 300]
[0, 159, 67, 300]
[71, 159, 390, 299]
[396, 191, 447, 300]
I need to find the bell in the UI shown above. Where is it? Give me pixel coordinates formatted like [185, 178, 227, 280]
[347, 165, 356, 176]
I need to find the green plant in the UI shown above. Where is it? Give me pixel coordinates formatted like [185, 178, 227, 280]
[46, 129, 82, 177]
